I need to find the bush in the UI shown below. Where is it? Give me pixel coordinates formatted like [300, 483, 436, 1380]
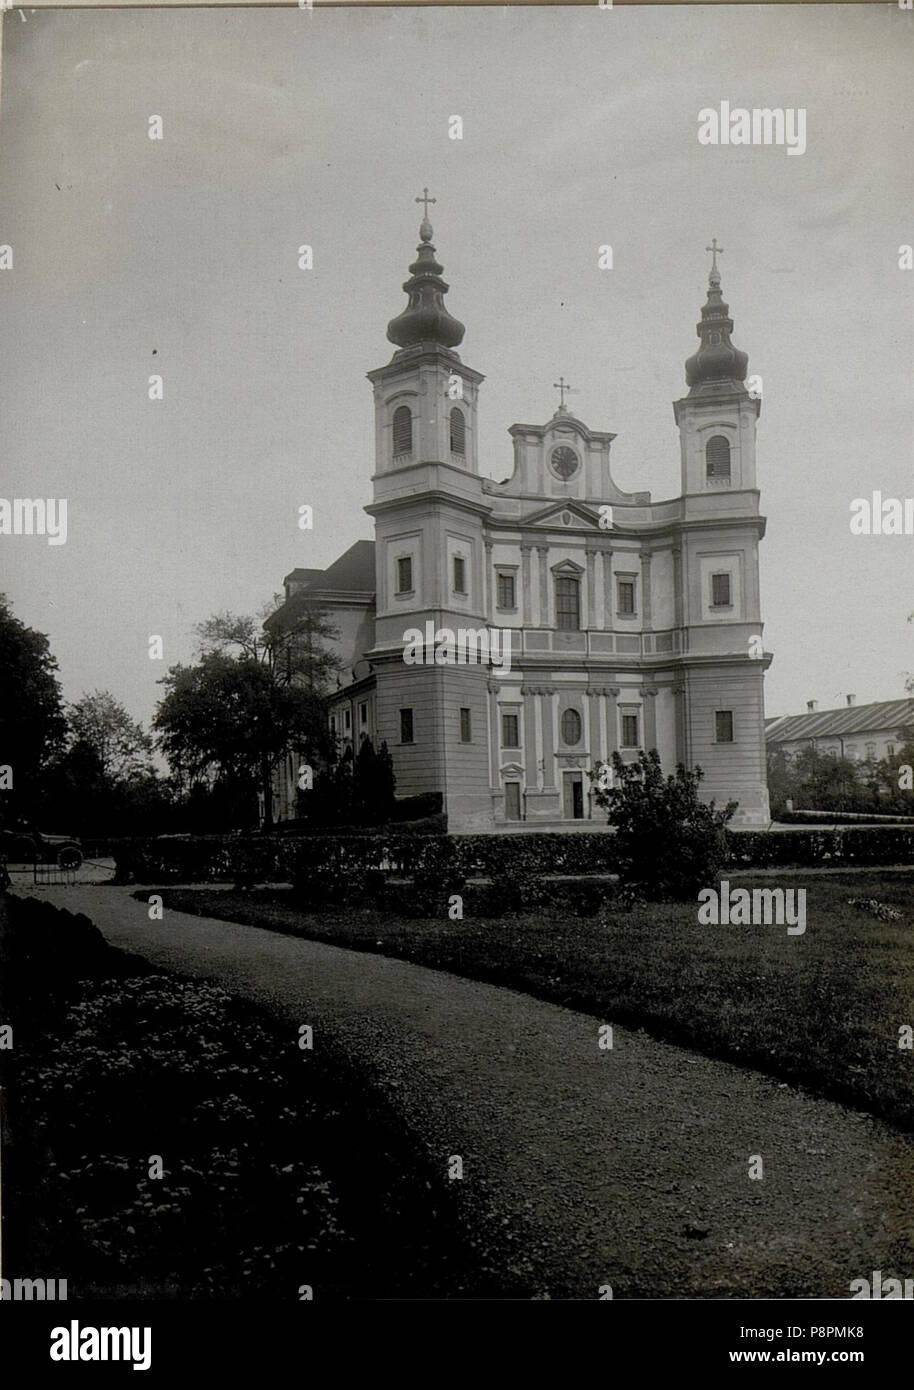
[591, 750, 735, 901]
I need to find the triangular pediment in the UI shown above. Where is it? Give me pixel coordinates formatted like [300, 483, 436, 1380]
[523, 500, 604, 532]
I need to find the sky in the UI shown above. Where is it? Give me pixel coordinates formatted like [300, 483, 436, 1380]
[0, 2, 912, 730]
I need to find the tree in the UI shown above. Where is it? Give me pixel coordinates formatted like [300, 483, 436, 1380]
[0, 593, 66, 823]
[67, 691, 155, 783]
[153, 653, 330, 829]
[172, 601, 343, 828]
[591, 749, 736, 901]
[200, 598, 343, 694]
[789, 746, 867, 812]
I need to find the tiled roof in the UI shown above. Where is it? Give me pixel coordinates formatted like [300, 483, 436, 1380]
[316, 540, 376, 592]
[766, 698, 914, 743]
[283, 567, 323, 587]
[283, 541, 375, 595]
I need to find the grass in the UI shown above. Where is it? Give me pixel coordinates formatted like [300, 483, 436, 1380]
[149, 872, 914, 1133]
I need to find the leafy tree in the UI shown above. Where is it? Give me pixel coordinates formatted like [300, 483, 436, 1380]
[153, 653, 330, 829]
[183, 601, 343, 827]
[352, 737, 396, 825]
[591, 749, 736, 901]
[298, 737, 397, 828]
[0, 593, 66, 823]
[67, 691, 155, 783]
[200, 599, 343, 695]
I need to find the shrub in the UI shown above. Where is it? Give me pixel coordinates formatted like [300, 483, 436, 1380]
[591, 750, 736, 901]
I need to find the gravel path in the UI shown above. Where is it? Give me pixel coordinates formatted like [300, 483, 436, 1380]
[23, 883, 914, 1299]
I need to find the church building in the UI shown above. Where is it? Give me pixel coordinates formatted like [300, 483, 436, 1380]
[266, 204, 772, 831]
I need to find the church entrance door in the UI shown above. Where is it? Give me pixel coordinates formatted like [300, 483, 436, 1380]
[563, 772, 584, 820]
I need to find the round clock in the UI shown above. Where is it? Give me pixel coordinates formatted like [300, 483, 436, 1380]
[550, 446, 579, 480]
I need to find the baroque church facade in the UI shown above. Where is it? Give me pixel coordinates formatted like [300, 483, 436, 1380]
[267, 209, 772, 832]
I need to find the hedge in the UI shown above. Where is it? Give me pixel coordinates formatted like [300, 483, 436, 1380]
[109, 823, 914, 886]
[111, 831, 616, 885]
[726, 825, 914, 868]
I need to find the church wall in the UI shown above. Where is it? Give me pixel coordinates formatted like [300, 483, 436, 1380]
[324, 602, 375, 681]
[685, 666, 769, 825]
[438, 666, 494, 830]
[650, 548, 676, 630]
[373, 661, 446, 799]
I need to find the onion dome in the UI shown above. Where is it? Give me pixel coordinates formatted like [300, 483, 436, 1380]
[685, 245, 748, 391]
[386, 215, 465, 351]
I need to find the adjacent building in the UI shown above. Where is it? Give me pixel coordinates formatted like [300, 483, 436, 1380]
[766, 696, 914, 765]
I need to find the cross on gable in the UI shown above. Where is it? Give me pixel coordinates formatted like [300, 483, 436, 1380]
[553, 376, 574, 409]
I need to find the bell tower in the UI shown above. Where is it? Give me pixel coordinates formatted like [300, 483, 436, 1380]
[368, 189, 483, 477]
[364, 195, 493, 830]
[673, 239, 760, 497]
[671, 243, 771, 828]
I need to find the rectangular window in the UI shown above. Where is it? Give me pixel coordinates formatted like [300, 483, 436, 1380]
[501, 712, 520, 748]
[711, 572, 732, 607]
[400, 708, 414, 744]
[329, 716, 337, 735]
[453, 555, 467, 594]
[344, 709, 351, 731]
[396, 556, 413, 594]
[617, 577, 636, 616]
[846, 744, 857, 761]
[555, 576, 581, 630]
[359, 703, 368, 724]
[887, 743, 896, 758]
[621, 713, 639, 748]
[459, 707, 472, 743]
[715, 710, 734, 743]
[496, 572, 516, 610]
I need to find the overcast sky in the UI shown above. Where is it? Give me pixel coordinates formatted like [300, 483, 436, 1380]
[0, 3, 912, 731]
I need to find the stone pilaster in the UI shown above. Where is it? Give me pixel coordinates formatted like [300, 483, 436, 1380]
[585, 547, 597, 629]
[487, 677, 500, 787]
[640, 548, 653, 631]
[483, 539, 493, 620]
[520, 543, 533, 626]
[537, 546, 549, 625]
[601, 550, 614, 633]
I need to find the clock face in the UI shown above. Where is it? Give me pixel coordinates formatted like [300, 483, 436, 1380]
[550, 445, 579, 480]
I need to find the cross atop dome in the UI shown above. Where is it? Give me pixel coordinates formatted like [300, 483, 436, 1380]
[705, 237, 724, 283]
[415, 187, 437, 242]
[684, 244, 748, 392]
[386, 192, 465, 352]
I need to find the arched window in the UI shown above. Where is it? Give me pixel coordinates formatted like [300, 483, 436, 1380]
[561, 708, 582, 745]
[555, 575, 581, 630]
[449, 406, 466, 455]
[706, 434, 731, 481]
[392, 405, 412, 457]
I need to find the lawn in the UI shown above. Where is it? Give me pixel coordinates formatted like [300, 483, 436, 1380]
[150, 873, 914, 1132]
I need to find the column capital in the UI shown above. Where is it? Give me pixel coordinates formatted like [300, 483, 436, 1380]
[487, 678, 500, 695]
[639, 686, 658, 699]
